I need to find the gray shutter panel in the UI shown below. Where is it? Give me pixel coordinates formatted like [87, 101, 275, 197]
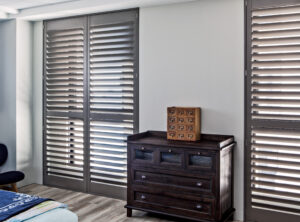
[88, 10, 139, 198]
[246, 1, 300, 221]
[44, 17, 86, 191]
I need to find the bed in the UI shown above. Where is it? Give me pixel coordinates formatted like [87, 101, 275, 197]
[0, 190, 78, 222]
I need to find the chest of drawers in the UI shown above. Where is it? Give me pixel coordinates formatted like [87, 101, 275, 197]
[125, 131, 235, 222]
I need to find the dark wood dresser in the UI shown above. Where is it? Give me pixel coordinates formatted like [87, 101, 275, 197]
[125, 131, 235, 222]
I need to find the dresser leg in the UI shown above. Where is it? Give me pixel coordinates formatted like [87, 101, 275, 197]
[127, 208, 132, 217]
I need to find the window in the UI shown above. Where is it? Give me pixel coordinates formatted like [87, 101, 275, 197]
[43, 9, 139, 199]
[246, 1, 300, 221]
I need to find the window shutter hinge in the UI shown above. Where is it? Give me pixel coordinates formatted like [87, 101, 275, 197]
[245, 0, 248, 7]
[244, 70, 248, 77]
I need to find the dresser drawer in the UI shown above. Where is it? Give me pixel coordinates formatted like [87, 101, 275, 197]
[133, 190, 215, 220]
[131, 145, 156, 165]
[159, 147, 184, 168]
[133, 170, 214, 195]
[186, 150, 216, 172]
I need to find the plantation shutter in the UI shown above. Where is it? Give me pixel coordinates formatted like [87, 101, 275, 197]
[88, 10, 139, 199]
[246, 1, 300, 221]
[43, 17, 87, 191]
[43, 9, 139, 199]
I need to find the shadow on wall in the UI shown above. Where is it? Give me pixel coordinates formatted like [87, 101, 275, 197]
[0, 20, 17, 172]
[0, 36, 5, 112]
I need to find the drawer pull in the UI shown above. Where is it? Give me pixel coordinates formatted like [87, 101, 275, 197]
[141, 194, 146, 200]
[168, 149, 172, 153]
[141, 147, 145, 150]
[197, 152, 201, 155]
[169, 117, 176, 123]
[196, 182, 203, 187]
[141, 175, 146, 180]
[196, 204, 203, 210]
[188, 118, 194, 123]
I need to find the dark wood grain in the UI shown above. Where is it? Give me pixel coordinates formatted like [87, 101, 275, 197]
[126, 131, 235, 222]
[128, 131, 234, 150]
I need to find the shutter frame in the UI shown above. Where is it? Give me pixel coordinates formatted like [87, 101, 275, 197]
[246, 1, 300, 222]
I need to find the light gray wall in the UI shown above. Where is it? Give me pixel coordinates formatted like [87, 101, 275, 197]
[0, 20, 17, 172]
[32, 21, 43, 185]
[16, 20, 34, 186]
[139, 0, 244, 220]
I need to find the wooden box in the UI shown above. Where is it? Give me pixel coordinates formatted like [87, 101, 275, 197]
[167, 107, 201, 141]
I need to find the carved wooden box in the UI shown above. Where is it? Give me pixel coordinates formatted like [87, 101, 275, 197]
[167, 107, 201, 141]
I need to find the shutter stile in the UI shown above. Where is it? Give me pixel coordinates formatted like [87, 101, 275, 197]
[249, 3, 300, 217]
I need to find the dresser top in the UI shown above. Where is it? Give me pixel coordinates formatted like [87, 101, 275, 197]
[128, 131, 235, 150]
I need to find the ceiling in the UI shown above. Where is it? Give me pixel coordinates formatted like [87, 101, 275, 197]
[0, 0, 77, 10]
[0, 0, 79, 18]
[0, 0, 198, 21]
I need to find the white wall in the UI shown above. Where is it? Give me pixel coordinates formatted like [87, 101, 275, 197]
[139, 0, 244, 220]
[32, 21, 43, 185]
[30, 0, 244, 220]
[16, 20, 34, 186]
[0, 20, 17, 172]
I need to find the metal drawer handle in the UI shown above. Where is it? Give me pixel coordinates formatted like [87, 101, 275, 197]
[168, 149, 172, 153]
[141, 147, 145, 150]
[196, 182, 203, 187]
[141, 175, 146, 180]
[169, 118, 175, 123]
[196, 204, 202, 210]
[141, 194, 146, 200]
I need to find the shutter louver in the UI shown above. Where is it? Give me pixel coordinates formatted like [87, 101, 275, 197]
[252, 5, 300, 121]
[248, 2, 300, 219]
[89, 120, 133, 185]
[88, 11, 138, 192]
[251, 128, 300, 214]
[46, 28, 84, 114]
[89, 22, 135, 117]
[46, 116, 84, 180]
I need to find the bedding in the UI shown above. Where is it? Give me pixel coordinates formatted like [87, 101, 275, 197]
[0, 190, 78, 222]
[25, 208, 78, 222]
[0, 190, 49, 221]
[5, 201, 66, 222]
